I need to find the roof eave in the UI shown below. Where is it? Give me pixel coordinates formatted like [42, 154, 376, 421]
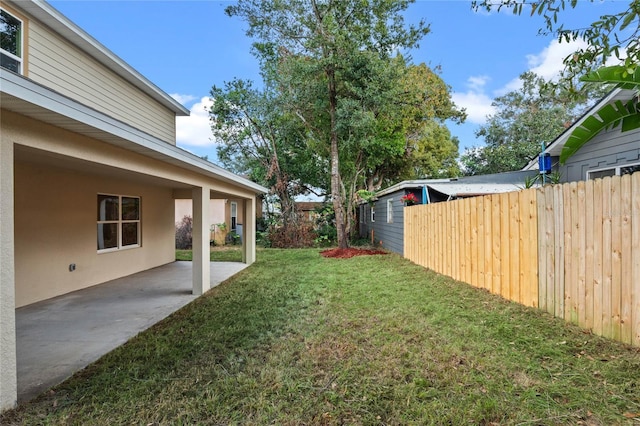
[522, 87, 624, 171]
[9, 0, 190, 116]
[1, 71, 267, 195]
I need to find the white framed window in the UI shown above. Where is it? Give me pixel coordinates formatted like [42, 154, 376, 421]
[370, 205, 375, 223]
[387, 199, 393, 223]
[97, 194, 141, 252]
[230, 201, 238, 232]
[1, 8, 23, 74]
[587, 161, 640, 180]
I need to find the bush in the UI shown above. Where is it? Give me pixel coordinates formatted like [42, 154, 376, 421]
[314, 204, 336, 246]
[175, 215, 193, 249]
[268, 222, 316, 248]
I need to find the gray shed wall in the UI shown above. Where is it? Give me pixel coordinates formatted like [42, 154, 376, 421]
[359, 190, 408, 255]
[560, 127, 640, 182]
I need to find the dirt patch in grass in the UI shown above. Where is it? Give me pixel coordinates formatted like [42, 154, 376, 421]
[320, 248, 387, 258]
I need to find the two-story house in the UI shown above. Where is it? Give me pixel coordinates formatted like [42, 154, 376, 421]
[0, 0, 267, 410]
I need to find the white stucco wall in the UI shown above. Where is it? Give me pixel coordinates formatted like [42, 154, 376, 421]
[0, 135, 17, 411]
[14, 161, 176, 307]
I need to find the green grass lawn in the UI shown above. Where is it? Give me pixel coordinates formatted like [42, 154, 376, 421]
[176, 246, 243, 262]
[3, 249, 639, 425]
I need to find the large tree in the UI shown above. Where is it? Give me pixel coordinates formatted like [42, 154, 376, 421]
[226, 0, 430, 249]
[210, 78, 325, 234]
[395, 63, 465, 181]
[460, 72, 606, 175]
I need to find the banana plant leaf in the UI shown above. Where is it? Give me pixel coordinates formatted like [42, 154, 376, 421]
[580, 65, 640, 90]
[560, 99, 640, 164]
[560, 65, 640, 164]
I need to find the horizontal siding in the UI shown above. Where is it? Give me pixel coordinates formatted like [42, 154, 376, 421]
[371, 193, 404, 255]
[27, 20, 176, 144]
[561, 127, 640, 182]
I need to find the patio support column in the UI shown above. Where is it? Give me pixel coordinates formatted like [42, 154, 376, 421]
[192, 186, 210, 296]
[0, 138, 17, 411]
[243, 197, 256, 265]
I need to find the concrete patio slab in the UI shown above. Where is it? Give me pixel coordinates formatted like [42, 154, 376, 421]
[15, 261, 247, 403]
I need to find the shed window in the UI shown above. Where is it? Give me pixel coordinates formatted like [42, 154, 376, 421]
[97, 194, 141, 252]
[371, 205, 375, 222]
[387, 199, 393, 223]
[1, 8, 23, 73]
[587, 161, 640, 180]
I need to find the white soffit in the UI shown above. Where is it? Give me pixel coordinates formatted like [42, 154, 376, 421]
[1, 72, 267, 195]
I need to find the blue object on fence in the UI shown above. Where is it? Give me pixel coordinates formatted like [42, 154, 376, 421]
[422, 185, 429, 204]
[538, 153, 552, 174]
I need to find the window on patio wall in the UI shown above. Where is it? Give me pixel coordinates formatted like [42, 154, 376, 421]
[97, 194, 141, 252]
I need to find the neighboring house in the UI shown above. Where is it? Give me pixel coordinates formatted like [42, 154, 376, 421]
[175, 197, 263, 245]
[523, 88, 640, 181]
[295, 201, 324, 224]
[359, 171, 538, 255]
[0, 0, 267, 411]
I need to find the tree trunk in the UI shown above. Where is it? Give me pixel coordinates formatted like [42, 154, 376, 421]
[327, 68, 348, 249]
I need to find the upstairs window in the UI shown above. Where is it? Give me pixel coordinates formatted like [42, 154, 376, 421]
[1, 8, 23, 73]
[97, 194, 141, 252]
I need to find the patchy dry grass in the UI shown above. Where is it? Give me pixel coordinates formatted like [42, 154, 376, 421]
[2, 249, 639, 425]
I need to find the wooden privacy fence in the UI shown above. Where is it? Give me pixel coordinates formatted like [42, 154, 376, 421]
[404, 173, 640, 347]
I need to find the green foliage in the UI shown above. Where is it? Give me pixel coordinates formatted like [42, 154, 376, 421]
[472, 0, 640, 81]
[461, 72, 604, 175]
[226, 0, 441, 248]
[562, 97, 640, 163]
[522, 170, 562, 188]
[560, 64, 640, 163]
[356, 189, 376, 205]
[582, 63, 640, 89]
[225, 231, 242, 246]
[210, 78, 326, 234]
[313, 204, 337, 247]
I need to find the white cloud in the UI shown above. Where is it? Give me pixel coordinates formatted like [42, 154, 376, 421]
[452, 75, 496, 124]
[176, 96, 215, 147]
[170, 93, 197, 105]
[499, 38, 589, 94]
[466, 75, 491, 92]
[527, 38, 588, 79]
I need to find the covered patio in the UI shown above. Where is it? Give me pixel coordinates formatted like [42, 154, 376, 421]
[16, 260, 248, 403]
[1, 70, 267, 410]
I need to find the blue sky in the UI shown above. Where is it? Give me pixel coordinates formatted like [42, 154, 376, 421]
[49, 0, 624, 162]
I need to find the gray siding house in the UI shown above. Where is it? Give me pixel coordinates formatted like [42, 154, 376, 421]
[359, 171, 538, 255]
[523, 88, 640, 181]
